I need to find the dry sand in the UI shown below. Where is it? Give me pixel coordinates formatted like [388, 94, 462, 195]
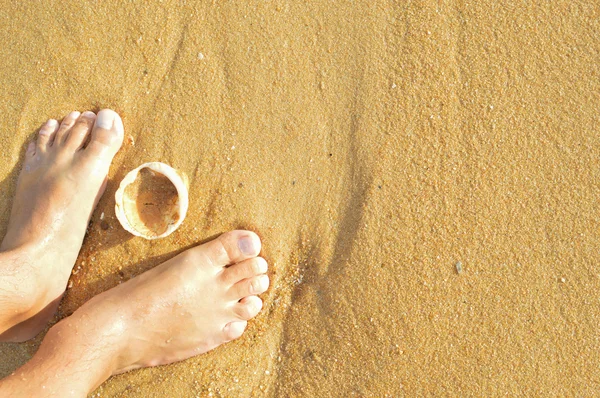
[0, 1, 599, 396]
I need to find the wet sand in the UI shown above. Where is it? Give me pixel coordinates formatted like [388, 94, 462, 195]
[0, 1, 599, 396]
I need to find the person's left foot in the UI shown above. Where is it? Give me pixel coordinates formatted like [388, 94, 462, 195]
[0, 110, 124, 342]
[72, 230, 269, 373]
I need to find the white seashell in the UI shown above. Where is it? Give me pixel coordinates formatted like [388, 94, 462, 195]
[115, 162, 188, 239]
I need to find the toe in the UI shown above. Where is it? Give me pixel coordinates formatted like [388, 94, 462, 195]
[81, 109, 124, 159]
[200, 230, 262, 268]
[60, 111, 96, 148]
[25, 142, 36, 158]
[229, 274, 269, 300]
[53, 111, 81, 146]
[36, 119, 59, 152]
[223, 321, 247, 341]
[65, 111, 97, 150]
[221, 257, 268, 285]
[232, 296, 263, 320]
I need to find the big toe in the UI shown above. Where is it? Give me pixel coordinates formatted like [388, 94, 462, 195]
[82, 109, 124, 160]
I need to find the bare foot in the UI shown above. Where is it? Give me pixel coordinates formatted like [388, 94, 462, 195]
[76, 230, 269, 372]
[0, 110, 123, 341]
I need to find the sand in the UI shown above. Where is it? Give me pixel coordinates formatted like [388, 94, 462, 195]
[0, 1, 599, 396]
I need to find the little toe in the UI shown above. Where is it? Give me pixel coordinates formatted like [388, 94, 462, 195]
[199, 230, 262, 269]
[221, 257, 268, 285]
[53, 111, 81, 146]
[223, 321, 247, 341]
[81, 109, 124, 159]
[229, 274, 270, 300]
[36, 119, 59, 152]
[232, 296, 263, 320]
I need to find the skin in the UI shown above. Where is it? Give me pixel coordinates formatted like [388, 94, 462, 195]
[0, 110, 269, 396]
[0, 109, 123, 341]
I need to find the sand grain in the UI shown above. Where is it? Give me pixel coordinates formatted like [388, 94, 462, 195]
[0, 1, 599, 396]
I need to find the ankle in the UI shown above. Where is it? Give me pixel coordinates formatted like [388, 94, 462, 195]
[0, 314, 123, 397]
[0, 248, 53, 341]
[0, 288, 53, 342]
[0, 226, 36, 253]
[68, 296, 131, 373]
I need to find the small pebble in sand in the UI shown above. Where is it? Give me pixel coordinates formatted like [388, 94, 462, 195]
[455, 261, 463, 274]
[560, 277, 566, 283]
[198, 52, 205, 60]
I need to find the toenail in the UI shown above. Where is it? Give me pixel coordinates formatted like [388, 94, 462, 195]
[253, 275, 269, 293]
[40, 119, 58, 134]
[238, 236, 256, 256]
[256, 259, 268, 274]
[68, 111, 80, 120]
[248, 304, 259, 316]
[96, 110, 115, 129]
[81, 111, 96, 119]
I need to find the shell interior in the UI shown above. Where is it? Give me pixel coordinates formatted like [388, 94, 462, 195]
[115, 162, 188, 239]
[122, 167, 180, 238]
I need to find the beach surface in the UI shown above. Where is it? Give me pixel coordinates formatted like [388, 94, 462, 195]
[0, 1, 599, 396]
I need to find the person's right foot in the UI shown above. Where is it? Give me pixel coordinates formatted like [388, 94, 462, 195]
[0, 109, 123, 342]
[76, 230, 269, 373]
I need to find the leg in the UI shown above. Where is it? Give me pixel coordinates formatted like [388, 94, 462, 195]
[0, 110, 123, 342]
[0, 231, 269, 396]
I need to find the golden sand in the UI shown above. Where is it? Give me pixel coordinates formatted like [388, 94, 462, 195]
[0, 1, 599, 396]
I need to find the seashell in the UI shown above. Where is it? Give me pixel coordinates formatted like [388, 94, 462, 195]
[115, 162, 188, 239]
